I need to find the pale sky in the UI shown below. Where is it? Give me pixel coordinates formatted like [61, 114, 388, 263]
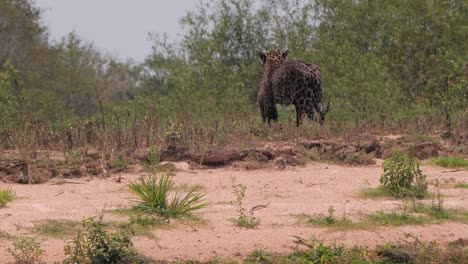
[35, 0, 199, 62]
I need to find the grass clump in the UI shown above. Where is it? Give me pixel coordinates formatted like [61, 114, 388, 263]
[6, 238, 45, 264]
[454, 183, 468, 189]
[298, 206, 358, 230]
[380, 151, 428, 198]
[0, 188, 15, 207]
[368, 210, 427, 226]
[63, 218, 138, 264]
[358, 186, 394, 199]
[231, 184, 260, 229]
[432, 156, 468, 168]
[415, 191, 468, 223]
[129, 174, 208, 218]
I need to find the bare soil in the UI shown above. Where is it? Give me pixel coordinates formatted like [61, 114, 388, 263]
[0, 160, 467, 263]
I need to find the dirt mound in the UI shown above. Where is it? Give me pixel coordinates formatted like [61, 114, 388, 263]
[0, 132, 463, 184]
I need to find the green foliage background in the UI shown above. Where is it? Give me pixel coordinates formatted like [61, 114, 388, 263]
[0, 0, 466, 150]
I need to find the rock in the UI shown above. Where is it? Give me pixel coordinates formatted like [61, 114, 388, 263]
[189, 150, 248, 166]
[63, 168, 82, 178]
[333, 144, 358, 158]
[35, 151, 66, 162]
[86, 148, 100, 159]
[412, 142, 439, 160]
[0, 160, 32, 184]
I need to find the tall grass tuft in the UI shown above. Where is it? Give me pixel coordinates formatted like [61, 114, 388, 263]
[128, 175, 208, 218]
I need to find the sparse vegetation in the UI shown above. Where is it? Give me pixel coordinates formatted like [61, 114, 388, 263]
[174, 183, 205, 193]
[0, 230, 14, 240]
[33, 219, 80, 238]
[298, 206, 356, 229]
[432, 156, 468, 168]
[6, 238, 45, 264]
[244, 236, 468, 264]
[128, 174, 208, 218]
[247, 235, 368, 263]
[0, 188, 15, 207]
[380, 151, 428, 198]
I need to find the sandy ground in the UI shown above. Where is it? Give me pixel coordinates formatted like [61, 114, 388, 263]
[0, 162, 467, 262]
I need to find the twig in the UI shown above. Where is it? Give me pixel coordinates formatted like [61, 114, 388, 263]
[250, 202, 270, 215]
[441, 170, 462, 173]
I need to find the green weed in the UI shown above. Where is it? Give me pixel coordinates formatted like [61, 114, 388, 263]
[6, 238, 45, 264]
[231, 184, 260, 229]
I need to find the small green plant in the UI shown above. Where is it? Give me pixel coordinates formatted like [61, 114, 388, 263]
[111, 155, 131, 171]
[380, 151, 428, 198]
[0, 188, 15, 207]
[144, 146, 160, 167]
[232, 184, 260, 228]
[415, 134, 434, 142]
[325, 206, 336, 225]
[6, 238, 45, 264]
[63, 218, 137, 264]
[128, 174, 208, 218]
[432, 156, 468, 168]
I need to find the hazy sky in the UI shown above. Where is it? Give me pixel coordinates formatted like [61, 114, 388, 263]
[35, 0, 199, 62]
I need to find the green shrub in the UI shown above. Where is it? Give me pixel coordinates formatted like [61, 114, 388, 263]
[0, 188, 15, 207]
[6, 238, 45, 264]
[128, 174, 207, 218]
[380, 151, 428, 198]
[63, 218, 137, 264]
